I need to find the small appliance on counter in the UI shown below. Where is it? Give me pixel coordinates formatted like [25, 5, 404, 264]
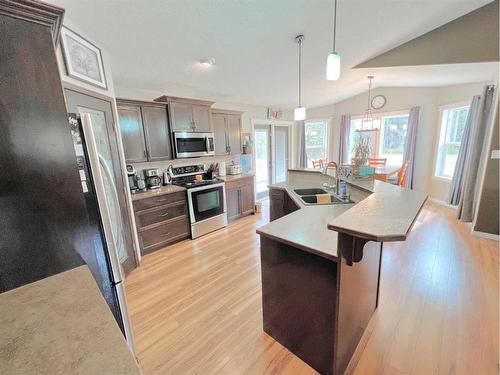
[126, 165, 138, 194]
[227, 162, 241, 175]
[144, 168, 162, 189]
[163, 165, 173, 185]
[218, 161, 226, 177]
[136, 172, 147, 192]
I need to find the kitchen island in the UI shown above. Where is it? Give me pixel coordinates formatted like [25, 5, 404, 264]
[257, 169, 427, 375]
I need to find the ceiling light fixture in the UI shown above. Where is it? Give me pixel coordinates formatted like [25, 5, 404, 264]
[294, 35, 306, 121]
[326, 0, 340, 80]
[356, 75, 379, 132]
[200, 58, 215, 67]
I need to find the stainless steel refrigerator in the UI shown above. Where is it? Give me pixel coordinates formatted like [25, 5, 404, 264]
[68, 113, 135, 352]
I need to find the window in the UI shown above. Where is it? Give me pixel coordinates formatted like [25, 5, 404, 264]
[305, 121, 328, 167]
[349, 112, 409, 165]
[434, 105, 469, 179]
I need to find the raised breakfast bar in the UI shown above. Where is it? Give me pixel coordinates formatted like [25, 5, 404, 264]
[256, 169, 427, 375]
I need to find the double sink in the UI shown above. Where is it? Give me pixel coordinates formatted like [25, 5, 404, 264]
[293, 188, 354, 205]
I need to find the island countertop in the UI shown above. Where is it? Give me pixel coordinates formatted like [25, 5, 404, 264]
[0, 266, 141, 375]
[257, 170, 427, 260]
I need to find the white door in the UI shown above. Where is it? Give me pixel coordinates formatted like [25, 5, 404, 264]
[273, 126, 290, 184]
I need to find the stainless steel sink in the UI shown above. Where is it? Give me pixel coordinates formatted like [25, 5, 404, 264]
[293, 188, 329, 196]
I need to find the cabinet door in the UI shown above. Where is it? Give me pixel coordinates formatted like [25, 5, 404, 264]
[227, 115, 241, 155]
[212, 113, 229, 155]
[226, 187, 240, 221]
[269, 189, 285, 221]
[192, 105, 212, 132]
[142, 105, 172, 161]
[284, 193, 299, 215]
[240, 182, 255, 215]
[169, 102, 193, 132]
[117, 105, 147, 162]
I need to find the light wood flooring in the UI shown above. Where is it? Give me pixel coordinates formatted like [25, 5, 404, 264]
[125, 200, 499, 374]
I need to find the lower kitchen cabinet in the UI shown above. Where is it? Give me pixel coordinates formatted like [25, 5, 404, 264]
[132, 190, 190, 255]
[269, 188, 299, 221]
[225, 176, 255, 221]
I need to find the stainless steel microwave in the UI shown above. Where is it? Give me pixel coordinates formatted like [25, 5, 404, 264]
[173, 132, 215, 158]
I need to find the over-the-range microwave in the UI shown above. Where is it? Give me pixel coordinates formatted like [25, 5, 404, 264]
[173, 132, 215, 158]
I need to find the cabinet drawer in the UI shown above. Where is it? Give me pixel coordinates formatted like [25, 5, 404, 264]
[225, 176, 253, 190]
[139, 218, 190, 254]
[135, 202, 187, 229]
[133, 191, 186, 211]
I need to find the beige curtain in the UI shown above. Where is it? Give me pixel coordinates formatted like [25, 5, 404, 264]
[402, 106, 421, 189]
[297, 121, 307, 168]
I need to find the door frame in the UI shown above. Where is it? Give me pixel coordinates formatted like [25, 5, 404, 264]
[252, 119, 294, 200]
[63, 82, 142, 268]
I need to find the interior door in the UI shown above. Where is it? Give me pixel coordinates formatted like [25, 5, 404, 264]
[255, 125, 272, 200]
[64, 88, 138, 276]
[273, 126, 290, 184]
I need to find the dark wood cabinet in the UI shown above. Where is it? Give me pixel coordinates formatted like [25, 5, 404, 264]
[154, 96, 214, 133]
[211, 110, 243, 156]
[269, 188, 299, 221]
[117, 100, 172, 163]
[225, 176, 255, 222]
[133, 190, 190, 255]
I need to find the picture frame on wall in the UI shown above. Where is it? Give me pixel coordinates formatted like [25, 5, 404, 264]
[60, 26, 108, 89]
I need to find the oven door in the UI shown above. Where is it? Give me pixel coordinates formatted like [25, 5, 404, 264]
[174, 132, 215, 158]
[187, 183, 226, 223]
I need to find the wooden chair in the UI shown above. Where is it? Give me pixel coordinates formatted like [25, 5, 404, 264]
[312, 159, 324, 169]
[368, 158, 387, 167]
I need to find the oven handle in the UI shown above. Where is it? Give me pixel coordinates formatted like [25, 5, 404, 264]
[205, 136, 210, 153]
[187, 182, 225, 193]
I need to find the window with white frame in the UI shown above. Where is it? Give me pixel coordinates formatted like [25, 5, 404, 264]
[434, 105, 469, 179]
[349, 112, 409, 165]
[305, 121, 328, 167]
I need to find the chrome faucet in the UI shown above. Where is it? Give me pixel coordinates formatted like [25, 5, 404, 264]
[322, 161, 340, 195]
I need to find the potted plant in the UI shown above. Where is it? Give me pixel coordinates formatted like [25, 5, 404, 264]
[352, 135, 371, 166]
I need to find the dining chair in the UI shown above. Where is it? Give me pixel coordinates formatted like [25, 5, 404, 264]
[397, 161, 409, 187]
[312, 159, 324, 169]
[368, 158, 387, 167]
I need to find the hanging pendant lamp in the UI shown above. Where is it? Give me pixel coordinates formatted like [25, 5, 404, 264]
[294, 35, 306, 121]
[326, 0, 340, 80]
[357, 75, 379, 132]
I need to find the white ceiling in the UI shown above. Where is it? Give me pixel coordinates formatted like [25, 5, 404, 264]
[53, 0, 497, 109]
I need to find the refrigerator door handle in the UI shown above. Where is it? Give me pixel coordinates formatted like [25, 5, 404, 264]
[80, 113, 124, 283]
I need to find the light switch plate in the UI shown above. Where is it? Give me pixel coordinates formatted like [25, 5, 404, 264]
[491, 150, 500, 159]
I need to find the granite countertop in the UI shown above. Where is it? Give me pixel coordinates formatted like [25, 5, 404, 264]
[0, 266, 141, 375]
[131, 184, 186, 201]
[219, 173, 254, 182]
[257, 170, 427, 260]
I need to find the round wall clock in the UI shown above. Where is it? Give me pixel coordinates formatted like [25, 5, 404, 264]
[371, 95, 386, 110]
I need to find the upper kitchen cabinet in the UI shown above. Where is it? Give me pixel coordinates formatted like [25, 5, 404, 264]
[117, 99, 172, 163]
[154, 96, 214, 133]
[211, 109, 243, 156]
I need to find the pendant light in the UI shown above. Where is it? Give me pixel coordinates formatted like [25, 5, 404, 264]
[326, 0, 340, 80]
[357, 75, 379, 132]
[294, 35, 306, 121]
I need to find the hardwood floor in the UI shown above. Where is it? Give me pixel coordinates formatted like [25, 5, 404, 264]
[125, 200, 499, 375]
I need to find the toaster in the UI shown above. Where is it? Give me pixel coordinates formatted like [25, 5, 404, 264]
[227, 164, 241, 175]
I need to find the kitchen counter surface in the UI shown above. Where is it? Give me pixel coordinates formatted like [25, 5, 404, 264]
[257, 171, 427, 260]
[0, 266, 141, 375]
[131, 184, 186, 201]
[219, 173, 254, 182]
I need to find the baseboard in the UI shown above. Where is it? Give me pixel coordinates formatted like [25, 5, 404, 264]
[427, 197, 457, 209]
[471, 230, 500, 241]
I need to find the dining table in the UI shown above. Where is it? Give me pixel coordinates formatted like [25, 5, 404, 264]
[373, 165, 401, 182]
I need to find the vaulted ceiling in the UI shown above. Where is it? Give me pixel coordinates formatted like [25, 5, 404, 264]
[53, 0, 497, 109]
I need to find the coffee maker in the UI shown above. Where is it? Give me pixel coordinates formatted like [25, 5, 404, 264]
[126, 165, 138, 194]
[144, 168, 162, 189]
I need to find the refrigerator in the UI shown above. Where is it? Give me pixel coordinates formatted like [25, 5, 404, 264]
[68, 113, 135, 352]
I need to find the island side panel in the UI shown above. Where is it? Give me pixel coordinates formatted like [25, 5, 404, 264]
[260, 236, 338, 375]
[334, 240, 382, 375]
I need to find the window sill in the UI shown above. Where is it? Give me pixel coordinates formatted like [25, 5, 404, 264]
[432, 175, 452, 183]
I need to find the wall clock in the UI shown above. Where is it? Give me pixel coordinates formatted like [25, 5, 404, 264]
[371, 95, 386, 110]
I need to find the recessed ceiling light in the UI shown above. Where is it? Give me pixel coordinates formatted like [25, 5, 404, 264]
[200, 58, 215, 67]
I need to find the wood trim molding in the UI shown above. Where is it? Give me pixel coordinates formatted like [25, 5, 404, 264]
[154, 95, 215, 107]
[0, 0, 65, 45]
[116, 98, 167, 108]
[211, 108, 244, 116]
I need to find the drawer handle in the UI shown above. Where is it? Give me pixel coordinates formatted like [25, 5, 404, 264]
[159, 212, 169, 217]
[156, 198, 168, 202]
[161, 232, 171, 237]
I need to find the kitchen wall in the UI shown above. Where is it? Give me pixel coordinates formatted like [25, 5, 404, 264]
[299, 82, 488, 200]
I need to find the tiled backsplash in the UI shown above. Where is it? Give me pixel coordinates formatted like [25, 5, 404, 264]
[130, 154, 242, 175]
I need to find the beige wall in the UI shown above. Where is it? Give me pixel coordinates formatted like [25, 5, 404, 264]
[298, 82, 488, 200]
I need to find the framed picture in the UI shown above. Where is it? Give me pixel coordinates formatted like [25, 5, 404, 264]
[60, 26, 107, 89]
[267, 107, 283, 120]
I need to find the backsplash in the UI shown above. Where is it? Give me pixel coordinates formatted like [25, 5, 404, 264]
[130, 154, 242, 175]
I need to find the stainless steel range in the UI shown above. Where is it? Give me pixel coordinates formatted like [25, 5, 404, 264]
[171, 165, 227, 239]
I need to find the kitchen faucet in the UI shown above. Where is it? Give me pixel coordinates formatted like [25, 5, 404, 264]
[322, 161, 340, 195]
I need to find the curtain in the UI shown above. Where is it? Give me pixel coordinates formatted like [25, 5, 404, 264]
[402, 106, 421, 189]
[456, 85, 496, 222]
[448, 95, 481, 205]
[297, 121, 307, 168]
[338, 114, 351, 164]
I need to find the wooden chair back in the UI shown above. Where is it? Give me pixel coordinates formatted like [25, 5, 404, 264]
[368, 158, 387, 167]
[312, 159, 325, 169]
[398, 161, 409, 187]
